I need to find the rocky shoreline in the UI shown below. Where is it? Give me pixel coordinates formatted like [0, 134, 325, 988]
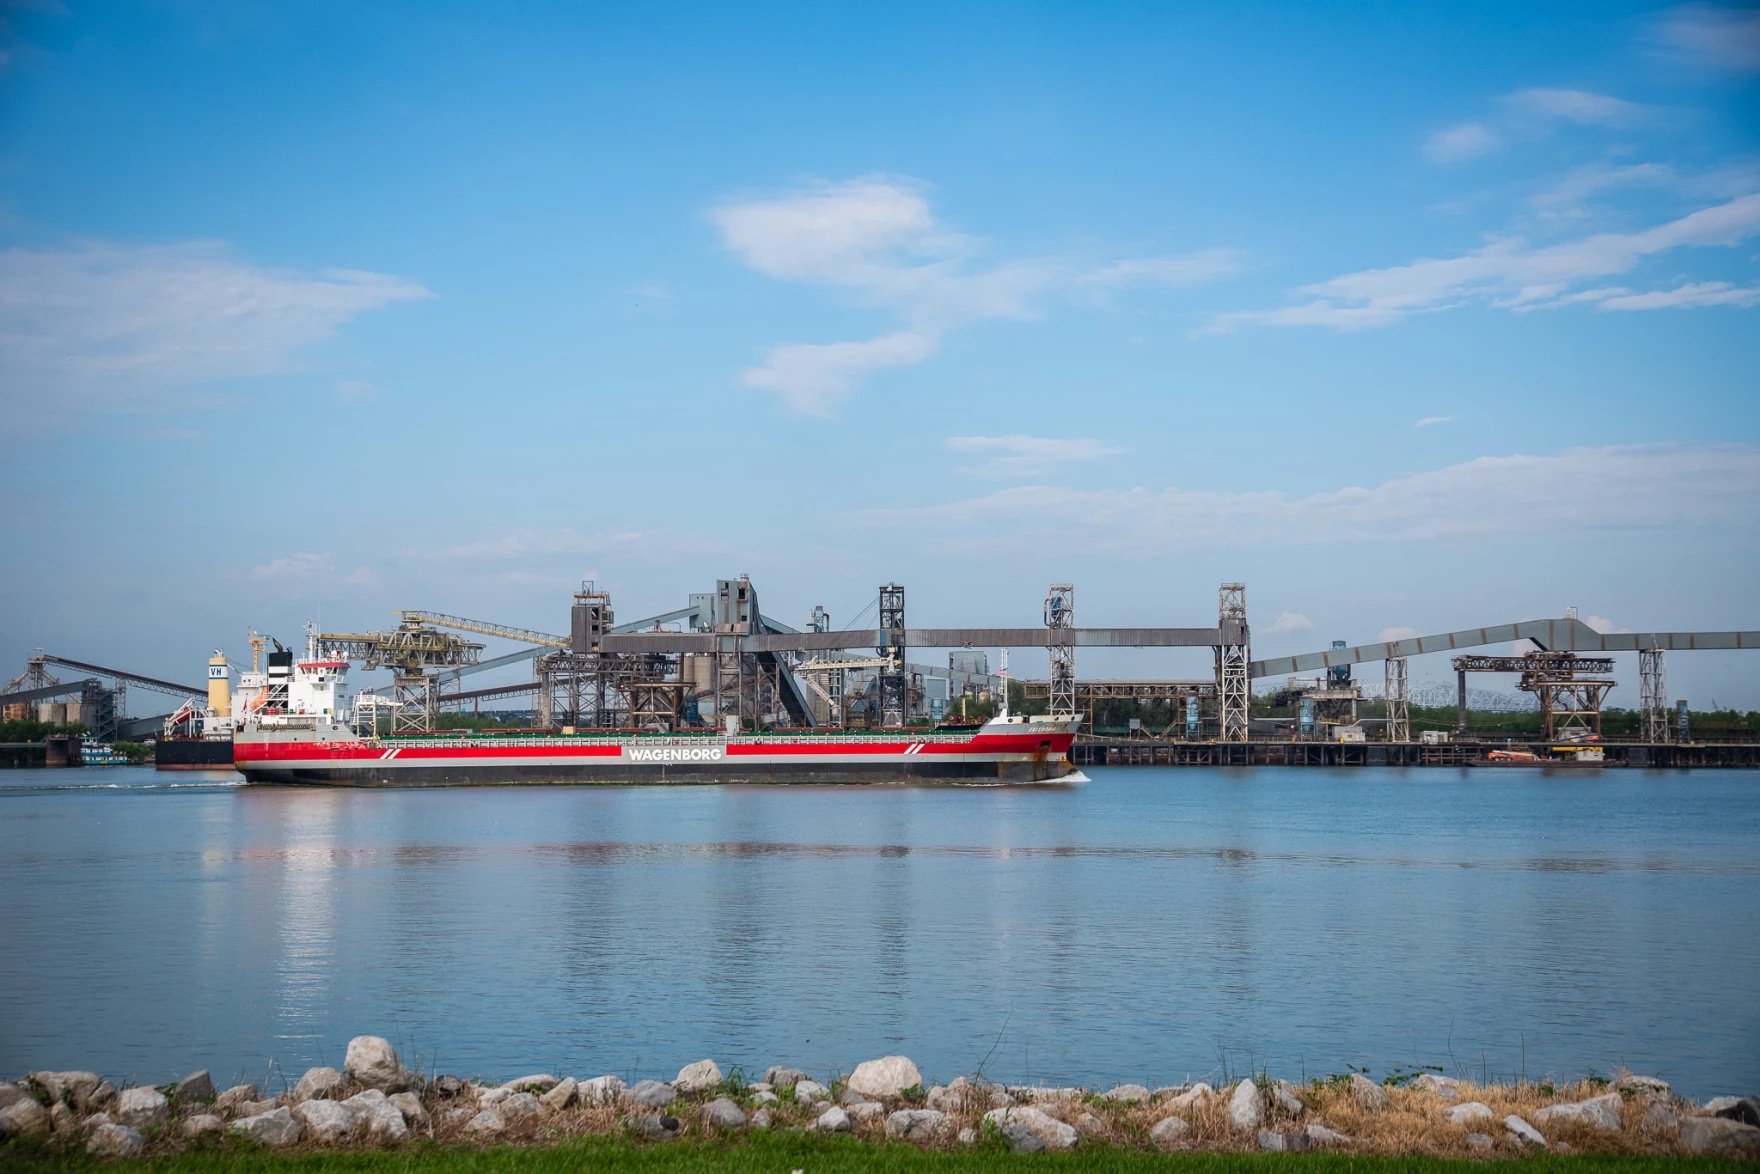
[2, 1036, 1758, 1160]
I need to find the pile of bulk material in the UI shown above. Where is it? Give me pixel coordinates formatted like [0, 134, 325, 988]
[2, 1038, 1757, 1159]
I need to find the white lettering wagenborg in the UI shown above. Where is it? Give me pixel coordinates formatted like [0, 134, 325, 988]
[626, 746, 725, 763]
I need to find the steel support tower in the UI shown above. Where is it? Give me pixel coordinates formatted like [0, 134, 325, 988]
[1640, 645, 1668, 743]
[877, 583, 908, 727]
[1384, 655, 1410, 743]
[1045, 584, 1075, 717]
[1217, 583, 1251, 743]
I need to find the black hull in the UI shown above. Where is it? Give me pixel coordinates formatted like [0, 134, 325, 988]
[155, 739, 235, 770]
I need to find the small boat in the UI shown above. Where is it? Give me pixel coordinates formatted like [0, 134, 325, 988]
[80, 737, 129, 766]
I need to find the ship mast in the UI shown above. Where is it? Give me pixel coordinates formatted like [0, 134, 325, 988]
[998, 648, 1010, 719]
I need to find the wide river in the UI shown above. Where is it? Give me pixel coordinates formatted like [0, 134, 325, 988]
[2, 765, 1756, 1099]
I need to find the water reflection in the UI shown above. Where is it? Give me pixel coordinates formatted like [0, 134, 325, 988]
[0, 766, 1755, 1097]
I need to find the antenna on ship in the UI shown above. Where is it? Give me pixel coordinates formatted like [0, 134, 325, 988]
[998, 647, 1010, 719]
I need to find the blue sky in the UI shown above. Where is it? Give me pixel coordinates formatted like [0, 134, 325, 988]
[2, 0, 1757, 707]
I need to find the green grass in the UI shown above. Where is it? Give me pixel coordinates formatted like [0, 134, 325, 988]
[4, 1135, 1750, 1173]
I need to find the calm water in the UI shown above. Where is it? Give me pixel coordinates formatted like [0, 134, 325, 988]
[2, 766, 1756, 1098]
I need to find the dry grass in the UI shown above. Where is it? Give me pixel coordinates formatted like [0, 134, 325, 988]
[13, 1069, 1743, 1161]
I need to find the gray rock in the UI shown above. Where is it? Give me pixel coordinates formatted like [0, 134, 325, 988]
[233, 1106, 302, 1146]
[33, 1071, 103, 1109]
[989, 1087, 1016, 1108]
[1615, 1074, 1670, 1097]
[1641, 1101, 1678, 1133]
[237, 1098, 279, 1117]
[430, 1075, 467, 1098]
[850, 1101, 887, 1123]
[1072, 1110, 1107, 1135]
[1466, 1131, 1494, 1151]
[957, 1126, 977, 1144]
[464, 1107, 506, 1135]
[764, 1066, 806, 1088]
[540, 1078, 578, 1112]
[674, 1060, 722, 1094]
[813, 1105, 852, 1133]
[1149, 1115, 1190, 1148]
[181, 1113, 224, 1137]
[115, 1086, 170, 1131]
[982, 1106, 1078, 1153]
[173, 1070, 215, 1106]
[629, 1079, 676, 1108]
[294, 1066, 346, 1101]
[390, 1091, 428, 1127]
[848, 1055, 921, 1100]
[50, 1102, 76, 1135]
[342, 1088, 388, 1113]
[752, 1090, 779, 1106]
[1681, 1116, 1760, 1156]
[441, 1107, 474, 1125]
[1534, 1092, 1622, 1131]
[750, 1108, 771, 1130]
[1349, 1073, 1390, 1112]
[927, 1078, 969, 1113]
[839, 1086, 873, 1106]
[1706, 1096, 1742, 1113]
[477, 1085, 510, 1105]
[701, 1097, 745, 1129]
[359, 1098, 409, 1140]
[1259, 1128, 1311, 1151]
[213, 1084, 260, 1115]
[1447, 1101, 1493, 1125]
[1268, 1079, 1304, 1115]
[1104, 1083, 1149, 1103]
[1228, 1079, 1264, 1131]
[87, 1122, 143, 1156]
[635, 1113, 679, 1139]
[500, 1091, 541, 1119]
[1305, 1120, 1353, 1146]
[793, 1079, 827, 1104]
[1720, 1096, 1760, 1127]
[886, 1108, 949, 1142]
[1410, 1074, 1464, 1101]
[90, 1080, 118, 1111]
[0, 1083, 29, 1112]
[1504, 1114, 1547, 1147]
[345, 1036, 417, 1094]
[293, 1098, 358, 1142]
[579, 1075, 625, 1105]
[500, 1073, 559, 1094]
[1169, 1082, 1214, 1110]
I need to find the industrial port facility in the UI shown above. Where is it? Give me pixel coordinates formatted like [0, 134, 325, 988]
[5, 576, 1759, 770]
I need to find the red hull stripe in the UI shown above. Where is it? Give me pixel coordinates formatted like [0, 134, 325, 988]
[234, 735, 1073, 765]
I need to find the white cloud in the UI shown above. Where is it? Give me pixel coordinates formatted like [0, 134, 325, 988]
[333, 380, 376, 401]
[742, 330, 939, 415]
[1653, 4, 1760, 71]
[0, 240, 430, 420]
[1378, 626, 1422, 643]
[712, 176, 1234, 412]
[1203, 193, 1760, 332]
[1077, 249, 1242, 288]
[863, 444, 1760, 549]
[1501, 88, 1649, 127]
[1414, 415, 1455, 428]
[1266, 611, 1314, 635]
[1594, 281, 1760, 310]
[944, 434, 1124, 479]
[1425, 122, 1501, 163]
[1532, 162, 1675, 212]
[252, 552, 333, 580]
[1584, 614, 1632, 634]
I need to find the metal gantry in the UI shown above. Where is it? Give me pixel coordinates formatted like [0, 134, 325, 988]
[1451, 652, 1616, 741]
[1640, 645, 1669, 743]
[877, 583, 908, 727]
[1384, 655, 1410, 743]
[320, 623, 483, 733]
[1217, 583, 1251, 743]
[1045, 584, 1075, 717]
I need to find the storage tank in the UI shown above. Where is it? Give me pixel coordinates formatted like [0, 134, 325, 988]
[37, 701, 67, 724]
[208, 651, 231, 716]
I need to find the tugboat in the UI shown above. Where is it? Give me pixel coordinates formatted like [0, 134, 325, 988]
[79, 737, 129, 766]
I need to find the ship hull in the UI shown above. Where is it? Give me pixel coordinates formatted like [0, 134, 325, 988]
[154, 738, 236, 770]
[233, 725, 1079, 788]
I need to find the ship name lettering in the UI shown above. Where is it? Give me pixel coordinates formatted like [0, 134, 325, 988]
[626, 745, 724, 763]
